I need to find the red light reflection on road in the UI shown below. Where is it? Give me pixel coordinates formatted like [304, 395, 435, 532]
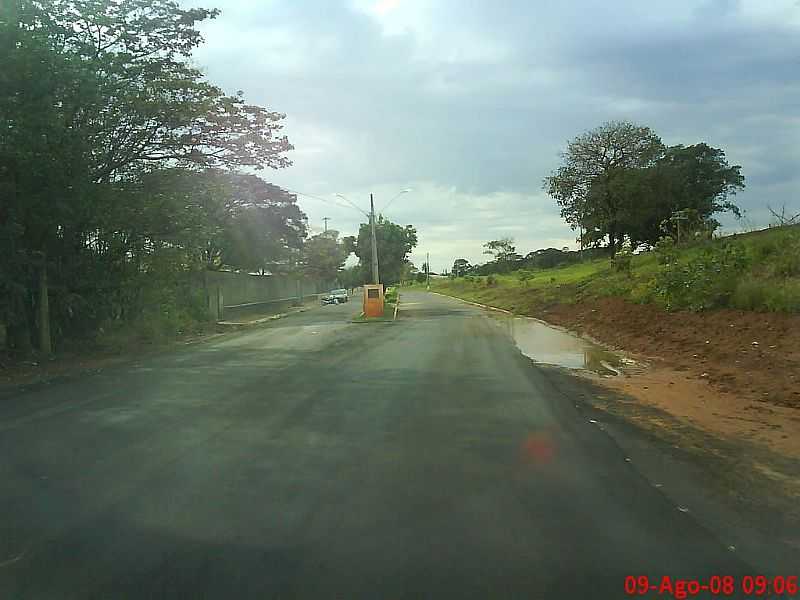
[519, 431, 556, 466]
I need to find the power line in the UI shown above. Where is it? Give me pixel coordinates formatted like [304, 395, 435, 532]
[379, 188, 412, 214]
[335, 193, 370, 217]
[283, 188, 353, 211]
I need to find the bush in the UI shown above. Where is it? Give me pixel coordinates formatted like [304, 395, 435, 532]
[486, 274, 497, 287]
[517, 270, 535, 287]
[770, 237, 800, 277]
[731, 277, 768, 311]
[764, 280, 800, 312]
[612, 249, 633, 274]
[629, 280, 657, 304]
[654, 236, 677, 265]
[654, 242, 749, 311]
[733, 277, 800, 313]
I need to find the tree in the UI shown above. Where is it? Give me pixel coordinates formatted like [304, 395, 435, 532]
[524, 248, 575, 270]
[610, 143, 744, 247]
[452, 258, 471, 277]
[303, 230, 348, 283]
[768, 204, 800, 227]
[338, 265, 365, 290]
[0, 0, 294, 353]
[217, 173, 306, 272]
[544, 121, 663, 255]
[483, 239, 516, 260]
[353, 216, 417, 285]
[482, 238, 518, 272]
[403, 262, 419, 285]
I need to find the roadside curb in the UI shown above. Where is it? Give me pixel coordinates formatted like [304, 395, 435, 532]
[429, 291, 513, 315]
[217, 307, 310, 328]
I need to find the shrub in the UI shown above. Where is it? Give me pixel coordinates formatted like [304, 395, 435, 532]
[612, 249, 633, 274]
[629, 280, 657, 304]
[731, 276, 768, 311]
[654, 236, 677, 265]
[770, 236, 800, 277]
[763, 280, 800, 312]
[486, 274, 498, 287]
[654, 242, 749, 311]
[517, 270, 535, 287]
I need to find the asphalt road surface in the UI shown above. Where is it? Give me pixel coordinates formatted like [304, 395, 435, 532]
[0, 291, 765, 598]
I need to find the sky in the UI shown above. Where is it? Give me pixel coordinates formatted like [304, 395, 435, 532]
[183, 0, 800, 272]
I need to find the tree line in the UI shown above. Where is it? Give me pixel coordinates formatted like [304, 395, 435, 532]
[449, 120, 745, 277]
[0, 0, 353, 355]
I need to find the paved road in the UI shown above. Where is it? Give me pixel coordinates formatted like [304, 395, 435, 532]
[0, 291, 759, 598]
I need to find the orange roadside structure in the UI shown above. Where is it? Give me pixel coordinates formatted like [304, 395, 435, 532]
[362, 284, 384, 317]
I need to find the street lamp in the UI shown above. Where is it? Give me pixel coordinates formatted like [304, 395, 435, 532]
[334, 189, 412, 284]
[380, 188, 412, 213]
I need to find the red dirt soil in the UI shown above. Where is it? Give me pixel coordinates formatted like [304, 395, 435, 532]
[540, 297, 800, 410]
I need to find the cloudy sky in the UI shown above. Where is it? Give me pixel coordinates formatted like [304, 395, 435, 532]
[184, 0, 800, 271]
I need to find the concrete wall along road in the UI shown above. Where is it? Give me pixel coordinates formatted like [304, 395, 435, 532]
[203, 271, 333, 321]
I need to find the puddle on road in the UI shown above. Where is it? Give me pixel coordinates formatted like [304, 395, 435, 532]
[501, 315, 627, 376]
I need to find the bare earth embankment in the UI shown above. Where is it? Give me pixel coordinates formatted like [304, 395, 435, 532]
[542, 297, 800, 458]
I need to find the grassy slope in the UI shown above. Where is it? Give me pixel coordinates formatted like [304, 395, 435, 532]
[428, 224, 800, 315]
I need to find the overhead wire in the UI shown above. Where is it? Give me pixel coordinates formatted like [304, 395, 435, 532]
[283, 188, 355, 212]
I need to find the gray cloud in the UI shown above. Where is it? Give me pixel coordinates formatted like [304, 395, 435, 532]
[183, 0, 800, 271]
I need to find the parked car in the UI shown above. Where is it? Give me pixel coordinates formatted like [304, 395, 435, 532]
[321, 289, 348, 305]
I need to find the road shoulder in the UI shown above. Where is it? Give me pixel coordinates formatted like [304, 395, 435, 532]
[428, 288, 800, 567]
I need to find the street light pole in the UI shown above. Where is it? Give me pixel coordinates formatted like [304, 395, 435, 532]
[426, 252, 430, 290]
[336, 189, 411, 286]
[370, 193, 379, 284]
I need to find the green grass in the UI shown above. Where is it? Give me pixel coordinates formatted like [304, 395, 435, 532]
[432, 225, 800, 314]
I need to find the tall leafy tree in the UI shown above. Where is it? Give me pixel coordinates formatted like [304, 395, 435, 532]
[544, 121, 663, 255]
[609, 143, 744, 247]
[0, 0, 294, 352]
[452, 258, 471, 277]
[302, 230, 348, 283]
[482, 238, 518, 272]
[354, 217, 418, 285]
[217, 173, 306, 273]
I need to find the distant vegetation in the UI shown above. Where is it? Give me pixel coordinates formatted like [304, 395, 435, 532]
[439, 120, 784, 312]
[439, 225, 800, 314]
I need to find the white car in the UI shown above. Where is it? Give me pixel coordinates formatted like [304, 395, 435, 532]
[321, 289, 349, 305]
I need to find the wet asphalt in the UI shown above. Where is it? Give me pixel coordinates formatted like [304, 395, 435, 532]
[0, 291, 766, 598]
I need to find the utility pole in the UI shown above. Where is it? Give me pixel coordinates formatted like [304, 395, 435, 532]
[322, 217, 330, 232]
[426, 252, 430, 290]
[370, 193, 379, 284]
